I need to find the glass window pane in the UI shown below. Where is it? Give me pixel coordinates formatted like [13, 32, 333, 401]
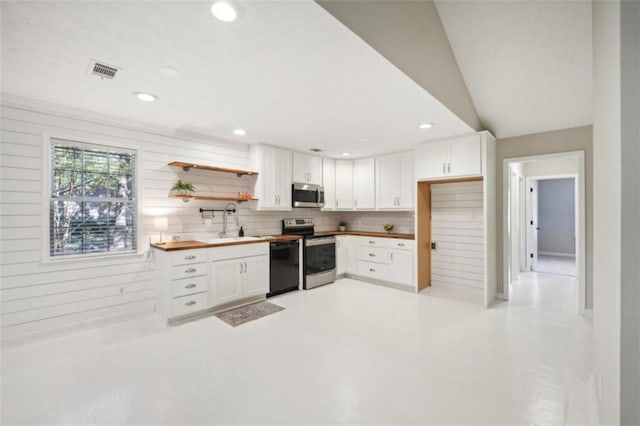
[50, 142, 136, 257]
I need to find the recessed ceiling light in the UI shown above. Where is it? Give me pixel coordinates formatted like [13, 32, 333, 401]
[135, 92, 157, 102]
[211, 1, 240, 22]
[419, 123, 433, 129]
[341, 152, 351, 157]
[233, 129, 247, 136]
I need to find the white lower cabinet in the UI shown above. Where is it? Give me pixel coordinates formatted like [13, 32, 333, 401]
[336, 235, 349, 275]
[153, 243, 269, 322]
[210, 244, 269, 307]
[343, 236, 415, 288]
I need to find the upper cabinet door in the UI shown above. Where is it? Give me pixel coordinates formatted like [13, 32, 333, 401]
[450, 135, 482, 177]
[415, 135, 482, 180]
[334, 160, 354, 210]
[397, 151, 415, 209]
[416, 140, 450, 180]
[376, 151, 414, 210]
[322, 158, 335, 210]
[376, 153, 400, 209]
[293, 152, 322, 185]
[353, 158, 375, 209]
[250, 145, 292, 211]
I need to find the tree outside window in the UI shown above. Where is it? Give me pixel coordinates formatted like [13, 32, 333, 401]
[50, 139, 137, 257]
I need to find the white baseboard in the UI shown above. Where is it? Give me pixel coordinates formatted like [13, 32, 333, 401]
[538, 251, 576, 258]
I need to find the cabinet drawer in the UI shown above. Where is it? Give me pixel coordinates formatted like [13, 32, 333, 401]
[170, 250, 207, 265]
[171, 275, 208, 298]
[356, 260, 388, 280]
[357, 246, 388, 263]
[389, 240, 413, 250]
[359, 237, 389, 248]
[171, 292, 208, 317]
[171, 263, 207, 280]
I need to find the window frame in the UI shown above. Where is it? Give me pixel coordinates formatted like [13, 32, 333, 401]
[42, 132, 143, 262]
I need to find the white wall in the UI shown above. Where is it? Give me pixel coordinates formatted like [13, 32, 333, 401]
[523, 155, 579, 177]
[0, 99, 344, 347]
[619, 0, 640, 422]
[592, 1, 621, 423]
[537, 178, 575, 256]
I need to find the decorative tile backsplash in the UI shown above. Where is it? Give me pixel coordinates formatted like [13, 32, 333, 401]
[339, 211, 415, 234]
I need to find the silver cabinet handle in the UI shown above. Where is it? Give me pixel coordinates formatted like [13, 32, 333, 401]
[398, 243, 405, 247]
[390, 252, 394, 261]
[369, 240, 375, 244]
[369, 268, 375, 272]
[185, 268, 197, 274]
[442, 163, 446, 173]
[185, 283, 196, 289]
[354, 199, 358, 208]
[240, 263, 243, 274]
[336, 199, 339, 207]
[185, 255, 196, 260]
[185, 300, 196, 306]
[245, 262, 248, 273]
[448, 162, 451, 173]
[369, 253, 375, 257]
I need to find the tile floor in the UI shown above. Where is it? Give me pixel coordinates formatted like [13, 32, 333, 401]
[1, 274, 596, 425]
[534, 254, 577, 276]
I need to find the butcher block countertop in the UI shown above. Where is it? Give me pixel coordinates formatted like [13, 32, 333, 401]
[333, 231, 414, 240]
[150, 234, 303, 251]
[150, 231, 413, 252]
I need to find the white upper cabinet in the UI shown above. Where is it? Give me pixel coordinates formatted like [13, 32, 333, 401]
[416, 134, 482, 180]
[292, 152, 323, 185]
[353, 158, 375, 209]
[322, 158, 335, 210]
[250, 145, 292, 210]
[376, 151, 414, 210]
[334, 160, 354, 210]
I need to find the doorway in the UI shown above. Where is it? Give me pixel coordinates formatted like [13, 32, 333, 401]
[527, 177, 577, 276]
[502, 152, 586, 313]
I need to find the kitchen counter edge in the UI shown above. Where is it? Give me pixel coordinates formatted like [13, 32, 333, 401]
[150, 235, 302, 252]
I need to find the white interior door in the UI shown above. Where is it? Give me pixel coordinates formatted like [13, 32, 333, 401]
[526, 179, 539, 271]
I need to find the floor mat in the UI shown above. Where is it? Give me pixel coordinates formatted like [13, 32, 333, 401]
[214, 301, 285, 327]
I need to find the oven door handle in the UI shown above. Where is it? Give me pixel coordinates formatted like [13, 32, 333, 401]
[305, 237, 336, 247]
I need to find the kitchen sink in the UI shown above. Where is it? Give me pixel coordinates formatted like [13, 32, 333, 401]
[197, 236, 264, 244]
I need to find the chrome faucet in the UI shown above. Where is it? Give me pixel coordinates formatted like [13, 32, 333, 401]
[219, 202, 238, 238]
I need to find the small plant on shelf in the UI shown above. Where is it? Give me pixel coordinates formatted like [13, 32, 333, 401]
[170, 179, 196, 201]
[339, 221, 347, 232]
[383, 223, 394, 233]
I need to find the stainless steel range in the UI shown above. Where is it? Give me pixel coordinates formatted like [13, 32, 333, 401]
[282, 218, 336, 289]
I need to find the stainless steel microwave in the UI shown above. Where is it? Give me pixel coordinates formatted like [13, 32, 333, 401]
[292, 183, 325, 208]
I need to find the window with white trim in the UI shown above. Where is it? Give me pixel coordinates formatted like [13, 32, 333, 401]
[49, 138, 137, 257]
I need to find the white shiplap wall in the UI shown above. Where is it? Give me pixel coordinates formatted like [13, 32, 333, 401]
[430, 181, 484, 289]
[0, 101, 341, 347]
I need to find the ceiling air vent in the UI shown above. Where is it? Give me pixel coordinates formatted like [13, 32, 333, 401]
[88, 59, 120, 80]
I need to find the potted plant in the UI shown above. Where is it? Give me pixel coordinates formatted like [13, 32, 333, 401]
[170, 179, 196, 201]
[339, 221, 347, 232]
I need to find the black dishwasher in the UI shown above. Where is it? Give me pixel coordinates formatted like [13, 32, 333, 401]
[268, 240, 300, 297]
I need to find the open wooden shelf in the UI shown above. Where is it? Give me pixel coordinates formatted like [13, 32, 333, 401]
[169, 161, 258, 177]
[169, 195, 257, 203]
